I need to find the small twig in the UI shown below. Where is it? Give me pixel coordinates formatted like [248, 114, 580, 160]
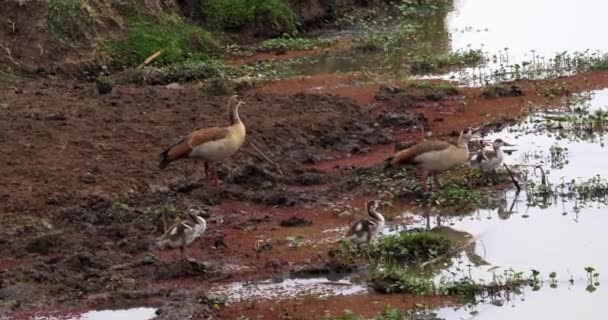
[137, 50, 163, 69]
[503, 163, 521, 191]
[0, 43, 19, 66]
[245, 139, 285, 177]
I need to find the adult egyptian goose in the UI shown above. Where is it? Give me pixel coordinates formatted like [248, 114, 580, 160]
[384, 129, 474, 192]
[471, 138, 514, 172]
[345, 200, 385, 248]
[159, 95, 246, 185]
[156, 206, 207, 260]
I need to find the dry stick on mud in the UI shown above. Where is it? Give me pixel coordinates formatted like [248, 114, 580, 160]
[137, 50, 163, 69]
[242, 139, 285, 177]
[0, 43, 19, 66]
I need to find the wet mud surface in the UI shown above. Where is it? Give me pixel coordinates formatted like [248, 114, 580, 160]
[2, 68, 608, 319]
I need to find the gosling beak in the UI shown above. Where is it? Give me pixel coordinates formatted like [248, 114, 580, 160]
[503, 142, 516, 147]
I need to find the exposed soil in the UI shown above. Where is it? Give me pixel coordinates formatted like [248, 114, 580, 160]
[7, 1, 604, 319]
[3, 51, 608, 318]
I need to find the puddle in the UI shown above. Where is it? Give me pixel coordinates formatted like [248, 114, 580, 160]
[31, 308, 157, 320]
[446, 0, 608, 84]
[449, 0, 608, 63]
[435, 283, 605, 320]
[211, 276, 368, 303]
[395, 89, 608, 318]
[286, 0, 608, 84]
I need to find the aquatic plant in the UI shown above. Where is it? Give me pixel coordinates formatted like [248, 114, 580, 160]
[409, 50, 486, 74]
[258, 35, 335, 52]
[372, 231, 452, 263]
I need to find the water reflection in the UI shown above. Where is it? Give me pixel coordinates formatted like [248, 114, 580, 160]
[211, 276, 368, 302]
[33, 308, 157, 320]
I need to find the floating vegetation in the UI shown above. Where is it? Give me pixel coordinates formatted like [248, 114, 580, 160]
[409, 49, 486, 74]
[525, 175, 608, 208]
[370, 264, 535, 300]
[257, 35, 335, 52]
[331, 306, 440, 320]
[454, 50, 608, 86]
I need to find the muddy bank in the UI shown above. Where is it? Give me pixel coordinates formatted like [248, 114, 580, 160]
[2, 70, 608, 317]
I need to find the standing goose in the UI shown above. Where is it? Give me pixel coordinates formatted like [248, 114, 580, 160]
[159, 95, 246, 186]
[471, 138, 514, 172]
[384, 129, 474, 192]
[156, 206, 207, 260]
[345, 200, 385, 248]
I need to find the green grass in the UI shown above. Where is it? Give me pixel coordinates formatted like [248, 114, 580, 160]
[202, 0, 296, 33]
[46, 0, 91, 44]
[104, 14, 221, 68]
[373, 232, 452, 263]
[369, 264, 435, 294]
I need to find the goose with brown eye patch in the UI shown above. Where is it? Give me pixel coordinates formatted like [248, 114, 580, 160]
[384, 128, 475, 193]
[156, 206, 207, 261]
[345, 200, 385, 249]
[159, 95, 246, 186]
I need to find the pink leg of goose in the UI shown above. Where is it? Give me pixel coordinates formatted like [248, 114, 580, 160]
[204, 162, 210, 182]
[211, 162, 220, 186]
[421, 171, 429, 193]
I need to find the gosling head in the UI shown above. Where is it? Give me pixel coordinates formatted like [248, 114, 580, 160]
[492, 138, 515, 149]
[366, 199, 380, 214]
[186, 205, 208, 222]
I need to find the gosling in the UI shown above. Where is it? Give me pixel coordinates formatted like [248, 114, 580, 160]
[345, 200, 385, 248]
[156, 206, 207, 260]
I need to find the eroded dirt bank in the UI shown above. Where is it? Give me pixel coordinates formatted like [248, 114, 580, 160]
[2, 70, 608, 319]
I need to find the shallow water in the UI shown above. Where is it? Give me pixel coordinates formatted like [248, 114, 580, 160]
[435, 283, 605, 320]
[403, 89, 608, 318]
[32, 308, 157, 320]
[211, 276, 368, 303]
[488, 89, 608, 179]
[288, 0, 608, 81]
[449, 0, 608, 62]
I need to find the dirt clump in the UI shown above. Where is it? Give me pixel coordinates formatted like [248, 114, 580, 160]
[280, 216, 313, 227]
[480, 84, 524, 99]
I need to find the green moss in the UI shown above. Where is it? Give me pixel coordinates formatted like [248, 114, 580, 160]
[201, 0, 296, 33]
[104, 14, 220, 68]
[46, 0, 91, 44]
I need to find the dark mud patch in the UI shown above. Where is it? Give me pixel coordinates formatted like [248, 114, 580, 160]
[280, 216, 313, 227]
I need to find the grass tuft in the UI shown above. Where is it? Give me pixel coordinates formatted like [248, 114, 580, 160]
[46, 0, 91, 45]
[104, 14, 220, 68]
[201, 0, 296, 33]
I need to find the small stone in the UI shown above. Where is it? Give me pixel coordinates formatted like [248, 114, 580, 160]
[165, 82, 183, 90]
[80, 173, 96, 184]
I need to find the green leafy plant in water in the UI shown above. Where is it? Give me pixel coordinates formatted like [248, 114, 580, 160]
[258, 35, 334, 52]
[372, 231, 452, 263]
[409, 49, 486, 74]
[427, 184, 483, 208]
[368, 264, 435, 294]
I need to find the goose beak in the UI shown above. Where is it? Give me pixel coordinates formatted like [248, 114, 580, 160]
[503, 142, 516, 147]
